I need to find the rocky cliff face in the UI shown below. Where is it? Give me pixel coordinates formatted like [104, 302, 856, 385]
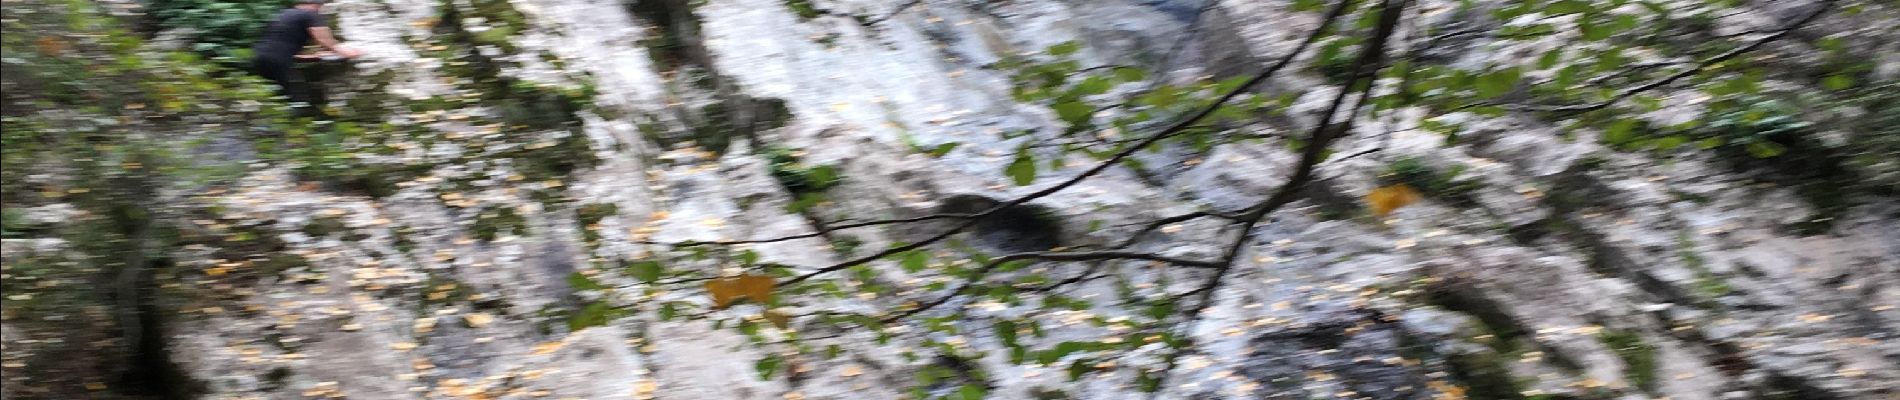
[3, 0, 1896, 399]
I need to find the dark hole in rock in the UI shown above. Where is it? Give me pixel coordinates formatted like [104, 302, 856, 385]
[935, 194, 1062, 253]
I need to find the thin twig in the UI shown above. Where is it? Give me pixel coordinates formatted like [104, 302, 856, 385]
[858, 0, 926, 26]
[1111, 210, 1245, 249]
[779, 0, 1342, 287]
[634, 212, 977, 247]
[1503, 0, 1836, 114]
[1147, 0, 1403, 393]
[879, 250, 1221, 322]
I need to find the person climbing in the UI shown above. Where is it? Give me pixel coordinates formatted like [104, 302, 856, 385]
[250, 0, 360, 114]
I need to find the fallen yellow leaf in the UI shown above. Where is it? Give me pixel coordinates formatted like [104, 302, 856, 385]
[1366, 184, 1423, 216]
[705, 274, 776, 309]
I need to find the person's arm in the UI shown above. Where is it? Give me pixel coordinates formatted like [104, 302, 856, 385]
[306, 26, 361, 58]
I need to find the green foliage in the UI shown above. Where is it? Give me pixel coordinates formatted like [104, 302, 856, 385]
[148, 0, 284, 65]
[1699, 96, 1811, 159]
[1379, 157, 1482, 206]
[1006, 149, 1039, 186]
[625, 260, 665, 283]
[1599, 330, 1658, 392]
[765, 147, 843, 212]
[470, 206, 528, 241]
[989, 40, 1274, 187]
[1835, 81, 1900, 194]
[567, 301, 630, 331]
[784, 0, 821, 20]
[577, 202, 619, 244]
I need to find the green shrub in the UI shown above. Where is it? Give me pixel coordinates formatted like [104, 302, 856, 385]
[149, 0, 290, 64]
[1379, 157, 1483, 206]
[763, 147, 842, 212]
[1840, 81, 1900, 194]
[470, 206, 528, 241]
[1696, 96, 1855, 231]
[1699, 96, 1813, 159]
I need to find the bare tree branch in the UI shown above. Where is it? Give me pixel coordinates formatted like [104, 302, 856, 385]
[634, 212, 978, 247]
[879, 250, 1222, 322]
[1146, 0, 1405, 393]
[858, 0, 926, 26]
[778, 0, 1351, 287]
[1111, 210, 1246, 249]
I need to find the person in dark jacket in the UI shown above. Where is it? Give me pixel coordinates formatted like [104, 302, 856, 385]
[250, 0, 360, 112]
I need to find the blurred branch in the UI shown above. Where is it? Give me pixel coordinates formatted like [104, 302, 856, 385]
[879, 249, 1223, 322]
[858, 0, 926, 26]
[1502, 0, 1837, 114]
[1147, 0, 1404, 393]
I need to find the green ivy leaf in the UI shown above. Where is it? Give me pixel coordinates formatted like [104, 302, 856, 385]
[1604, 119, 1640, 145]
[927, 142, 961, 157]
[1475, 67, 1522, 98]
[900, 250, 929, 273]
[1579, 14, 1613, 40]
[1652, 135, 1687, 150]
[1137, 369, 1162, 392]
[1537, 49, 1563, 70]
[1006, 150, 1037, 186]
[567, 272, 607, 291]
[994, 320, 1019, 344]
[626, 261, 663, 282]
[1113, 66, 1147, 83]
[1071, 76, 1112, 96]
[1547, 0, 1592, 15]
[1067, 359, 1093, 380]
[1047, 41, 1081, 56]
[957, 385, 987, 400]
[1213, 75, 1252, 94]
[756, 354, 784, 380]
[1052, 101, 1093, 125]
[659, 302, 680, 320]
[1144, 299, 1175, 320]
[1822, 74, 1855, 91]
[807, 165, 839, 186]
[1746, 141, 1786, 158]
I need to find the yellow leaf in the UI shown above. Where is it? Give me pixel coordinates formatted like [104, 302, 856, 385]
[1366, 184, 1423, 216]
[35, 36, 65, 56]
[704, 274, 776, 309]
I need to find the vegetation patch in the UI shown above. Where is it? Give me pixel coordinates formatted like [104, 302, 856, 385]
[576, 202, 618, 245]
[764, 146, 843, 213]
[784, 0, 822, 20]
[1598, 329, 1659, 393]
[1696, 96, 1855, 233]
[1379, 157, 1484, 207]
[1674, 233, 1731, 302]
[147, 0, 287, 65]
[470, 206, 528, 241]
